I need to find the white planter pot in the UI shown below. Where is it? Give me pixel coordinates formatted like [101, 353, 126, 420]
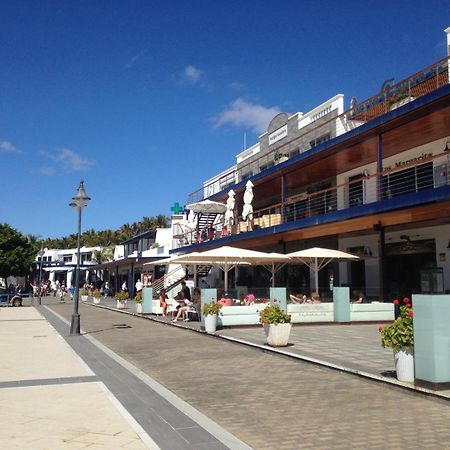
[136, 303, 142, 314]
[275, 156, 289, 165]
[81, 295, 89, 302]
[390, 96, 415, 111]
[264, 323, 292, 347]
[93, 297, 101, 304]
[116, 300, 127, 309]
[394, 348, 414, 382]
[204, 314, 217, 333]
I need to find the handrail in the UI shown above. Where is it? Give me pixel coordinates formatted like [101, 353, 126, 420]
[187, 55, 449, 203]
[152, 265, 186, 296]
[175, 150, 450, 249]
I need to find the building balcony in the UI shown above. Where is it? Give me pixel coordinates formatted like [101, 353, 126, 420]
[174, 150, 450, 251]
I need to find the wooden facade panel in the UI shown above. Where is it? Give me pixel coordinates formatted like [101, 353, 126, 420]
[238, 201, 450, 249]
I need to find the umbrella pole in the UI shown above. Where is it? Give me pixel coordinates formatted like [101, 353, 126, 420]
[314, 258, 319, 295]
[193, 264, 198, 287]
[272, 263, 275, 287]
[224, 267, 228, 291]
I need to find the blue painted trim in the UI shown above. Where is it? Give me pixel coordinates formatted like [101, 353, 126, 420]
[207, 84, 450, 202]
[172, 185, 450, 253]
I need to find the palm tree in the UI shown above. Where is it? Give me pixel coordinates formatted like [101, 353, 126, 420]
[92, 247, 114, 264]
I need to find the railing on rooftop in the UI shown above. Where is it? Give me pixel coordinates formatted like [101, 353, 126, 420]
[187, 56, 450, 204]
[176, 151, 450, 250]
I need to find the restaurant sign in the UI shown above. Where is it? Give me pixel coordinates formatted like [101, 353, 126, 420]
[384, 152, 432, 171]
[269, 125, 288, 145]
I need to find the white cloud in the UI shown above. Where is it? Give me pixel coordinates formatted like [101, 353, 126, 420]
[180, 65, 203, 84]
[213, 98, 281, 134]
[0, 140, 20, 153]
[32, 167, 54, 176]
[40, 148, 94, 172]
[58, 148, 94, 171]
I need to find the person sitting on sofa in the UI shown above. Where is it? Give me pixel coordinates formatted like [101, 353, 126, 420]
[351, 289, 368, 304]
[244, 293, 256, 305]
[172, 287, 201, 322]
[289, 292, 308, 304]
[218, 292, 233, 306]
[159, 288, 169, 316]
[311, 292, 321, 304]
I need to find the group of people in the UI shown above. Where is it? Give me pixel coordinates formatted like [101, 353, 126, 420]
[289, 289, 368, 304]
[157, 280, 201, 322]
[289, 291, 321, 304]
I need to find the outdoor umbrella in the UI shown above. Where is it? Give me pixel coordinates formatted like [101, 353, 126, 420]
[242, 180, 254, 221]
[186, 199, 227, 214]
[285, 247, 359, 295]
[258, 252, 291, 287]
[173, 246, 288, 290]
[224, 189, 236, 227]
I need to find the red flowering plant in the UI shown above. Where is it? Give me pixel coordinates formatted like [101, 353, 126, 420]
[379, 297, 414, 351]
[258, 300, 291, 325]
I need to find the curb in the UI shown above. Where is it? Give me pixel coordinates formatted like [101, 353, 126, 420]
[85, 302, 450, 402]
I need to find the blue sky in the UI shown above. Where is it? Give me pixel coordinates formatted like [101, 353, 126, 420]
[0, 0, 448, 239]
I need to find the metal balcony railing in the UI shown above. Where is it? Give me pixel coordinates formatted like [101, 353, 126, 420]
[174, 152, 450, 249]
[187, 56, 450, 204]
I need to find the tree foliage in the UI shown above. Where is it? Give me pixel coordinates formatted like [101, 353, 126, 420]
[40, 215, 170, 249]
[0, 223, 36, 279]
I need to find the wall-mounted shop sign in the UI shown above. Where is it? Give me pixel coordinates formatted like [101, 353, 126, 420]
[384, 152, 432, 171]
[269, 125, 288, 145]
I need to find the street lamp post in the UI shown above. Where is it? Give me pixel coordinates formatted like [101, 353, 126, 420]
[69, 181, 91, 335]
[37, 247, 45, 306]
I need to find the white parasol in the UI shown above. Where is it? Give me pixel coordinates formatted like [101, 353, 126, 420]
[224, 189, 236, 227]
[242, 180, 254, 221]
[285, 247, 359, 295]
[171, 246, 288, 290]
[186, 199, 227, 214]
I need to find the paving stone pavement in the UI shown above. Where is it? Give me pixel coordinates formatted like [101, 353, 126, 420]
[44, 300, 450, 450]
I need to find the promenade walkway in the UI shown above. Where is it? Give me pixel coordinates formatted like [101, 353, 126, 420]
[5, 299, 450, 450]
[0, 306, 151, 449]
[42, 298, 450, 449]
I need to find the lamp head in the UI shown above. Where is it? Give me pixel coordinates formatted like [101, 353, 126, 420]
[70, 181, 91, 209]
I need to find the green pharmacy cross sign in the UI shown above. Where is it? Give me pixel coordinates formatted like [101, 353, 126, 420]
[170, 202, 184, 214]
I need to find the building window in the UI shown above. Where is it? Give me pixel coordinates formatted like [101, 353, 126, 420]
[310, 134, 330, 148]
[63, 255, 72, 263]
[348, 174, 364, 207]
[219, 173, 235, 190]
[260, 162, 274, 172]
[81, 253, 92, 263]
[241, 171, 253, 181]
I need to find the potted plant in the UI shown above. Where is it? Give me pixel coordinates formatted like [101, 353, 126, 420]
[80, 288, 89, 302]
[274, 151, 289, 164]
[115, 290, 129, 309]
[134, 291, 143, 314]
[92, 289, 102, 304]
[259, 301, 292, 347]
[379, 298, 414, 382]
[202, 301, 223, 333]
[388, 91, 415, 110]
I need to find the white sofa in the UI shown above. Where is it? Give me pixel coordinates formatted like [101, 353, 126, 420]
[287, 303, 334, 323]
